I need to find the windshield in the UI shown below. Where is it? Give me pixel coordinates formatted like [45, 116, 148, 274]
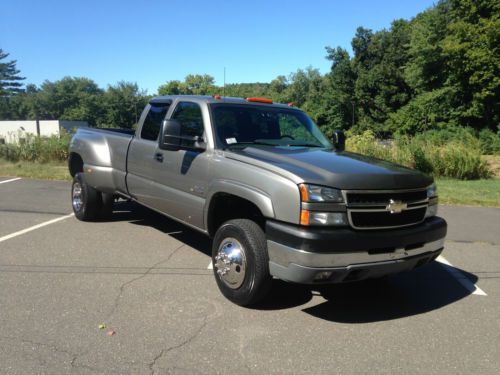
[210, 104, 331, 149]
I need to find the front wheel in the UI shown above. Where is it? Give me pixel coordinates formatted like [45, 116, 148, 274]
[212, 219, 272, 306]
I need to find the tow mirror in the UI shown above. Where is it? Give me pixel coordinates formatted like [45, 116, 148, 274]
[159, 119, 206, 152]
[332, 130, 345, 151]
[159, 119, 181, 151]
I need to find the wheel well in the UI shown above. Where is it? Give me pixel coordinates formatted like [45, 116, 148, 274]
[207, 193, 265, 237]
[69, 153, 84, 177]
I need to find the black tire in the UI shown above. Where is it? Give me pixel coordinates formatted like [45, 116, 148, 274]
[71, 173, 100, 221]
[212, 219, 272, 306]
[99, 192, 115, 218]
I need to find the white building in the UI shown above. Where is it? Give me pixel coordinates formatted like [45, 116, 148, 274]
[0, 120, 89, 144]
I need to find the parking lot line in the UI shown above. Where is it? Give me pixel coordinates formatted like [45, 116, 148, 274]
[437, 255, 487, 296]
[0, 213, 74, 244]
[0, 177, 21, 185]
[207, 261, 213, 269]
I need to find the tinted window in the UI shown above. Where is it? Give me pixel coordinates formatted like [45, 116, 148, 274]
[140, 103, 169, 141]
[172, 102, 204, 146]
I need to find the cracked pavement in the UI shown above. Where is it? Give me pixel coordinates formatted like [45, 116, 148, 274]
[0, 178, 499, 374]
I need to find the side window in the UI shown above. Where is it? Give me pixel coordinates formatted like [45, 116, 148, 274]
[140, 103, 169, 141]
[171, 102, 204, 146]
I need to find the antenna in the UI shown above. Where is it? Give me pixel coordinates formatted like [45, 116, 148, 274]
[223, 67, 226, 98]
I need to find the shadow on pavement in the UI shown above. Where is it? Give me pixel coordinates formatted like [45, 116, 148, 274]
[109, 200, 479, 320]
[110, 200, 212, 256]
[303, 262, 478, 323]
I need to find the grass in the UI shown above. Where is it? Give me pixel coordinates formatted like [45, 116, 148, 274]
[435, 178, 500, 207]
[0, 160, 71, 181]
[1, 159, 499, 207]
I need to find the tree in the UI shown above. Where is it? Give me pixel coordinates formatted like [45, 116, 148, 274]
[324, 46, 356, 131]
[441, 0, 500, 130]
[158, 80, 185, 95]
[102, 82, 148, 128]
[0, 49, 25, 96]
[22, 77, 105, 126]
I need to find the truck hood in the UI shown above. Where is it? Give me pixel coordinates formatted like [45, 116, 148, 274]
[227, 147, 433, 190]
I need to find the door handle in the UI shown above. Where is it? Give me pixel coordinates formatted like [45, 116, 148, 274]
[154, 153, 164, 162]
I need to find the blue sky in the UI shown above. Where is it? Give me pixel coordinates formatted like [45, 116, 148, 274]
[1, 0, 436, 94]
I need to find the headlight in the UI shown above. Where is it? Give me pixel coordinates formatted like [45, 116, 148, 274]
[425, 204, 438, 218]
[425, 183, 438, 218]
[299, 184, 344, 203]
[298, 184, 347, 226]
[427, 183, 437, 198]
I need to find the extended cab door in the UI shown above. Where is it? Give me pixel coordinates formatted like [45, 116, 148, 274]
[149, 101, 210, 229]
[126, 101, 171, 206]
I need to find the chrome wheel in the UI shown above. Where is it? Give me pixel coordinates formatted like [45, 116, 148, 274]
[214, 237, 247, 289]
[72, 182, 83, 212]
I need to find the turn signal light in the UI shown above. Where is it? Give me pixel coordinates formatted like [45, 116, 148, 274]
[300, 209, 310, 225]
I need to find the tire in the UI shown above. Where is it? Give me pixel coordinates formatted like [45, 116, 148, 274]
[99, 192, 115, 218]
[212, 219, 272, 306]
[71, 173, 100, 221]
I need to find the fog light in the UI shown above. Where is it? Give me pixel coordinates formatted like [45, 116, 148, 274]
[425, 204, 438, 218]
[314, 271, 333, 281]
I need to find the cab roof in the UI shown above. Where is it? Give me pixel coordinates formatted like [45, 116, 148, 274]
[149, 95, 296, 109]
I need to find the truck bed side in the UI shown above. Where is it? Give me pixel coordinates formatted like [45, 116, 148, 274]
[69, 127, 134, 195]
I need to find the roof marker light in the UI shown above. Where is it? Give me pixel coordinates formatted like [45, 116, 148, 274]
[246, 97, 273, 104]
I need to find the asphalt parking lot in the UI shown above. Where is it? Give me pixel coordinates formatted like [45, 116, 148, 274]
[0, 177, 499, 374]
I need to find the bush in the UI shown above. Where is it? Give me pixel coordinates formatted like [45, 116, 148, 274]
[346, 130, 492, 179]
[478, 128, 500, 154]
[0, 130, 71, 163]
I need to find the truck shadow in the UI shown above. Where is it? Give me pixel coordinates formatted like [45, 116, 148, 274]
[110, 200, 479, 322]
[253, 261, 479, 323]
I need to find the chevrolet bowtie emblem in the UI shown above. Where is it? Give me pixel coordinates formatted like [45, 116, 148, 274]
[386, 199, 407, 214]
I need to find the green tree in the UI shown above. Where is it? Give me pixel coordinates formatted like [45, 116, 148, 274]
[324, 46, 355, 131]
[0, 49, 25, 96]
[158, 80, 186, 95]
[22, 77, 104, 126]
[102, 81, 148, 128]
[441, 0, 500, 130]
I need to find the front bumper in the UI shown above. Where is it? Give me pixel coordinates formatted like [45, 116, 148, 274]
[266, 217, 447, 284]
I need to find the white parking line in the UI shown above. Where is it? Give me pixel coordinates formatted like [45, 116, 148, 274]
[0, 213, 75, 244]
[436, 255, 487, 296]
[0, 177, 21, 185]
[207, 261, 213, 270]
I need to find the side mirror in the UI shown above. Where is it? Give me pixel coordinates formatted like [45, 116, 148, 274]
[159, 119, 181, 151]
[159, 119, 207, 152]
[332, 130, 345, 151]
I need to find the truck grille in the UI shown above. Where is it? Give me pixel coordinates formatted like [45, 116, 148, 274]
[346, 190, 427, 206]
[345, 189, 428, 230]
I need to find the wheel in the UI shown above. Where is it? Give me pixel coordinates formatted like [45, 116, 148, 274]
[212, 219, 272, 306]
[71, 173, 100, 221]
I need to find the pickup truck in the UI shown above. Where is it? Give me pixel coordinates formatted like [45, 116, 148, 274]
[68, 95, 447, 306]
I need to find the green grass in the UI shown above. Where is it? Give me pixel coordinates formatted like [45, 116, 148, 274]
[435, 178, 500, 207]
[1, 160, 498, 207]
[0, 160, 71, 181]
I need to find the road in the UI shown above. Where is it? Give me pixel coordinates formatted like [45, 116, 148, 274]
[0, 177, 499, 374]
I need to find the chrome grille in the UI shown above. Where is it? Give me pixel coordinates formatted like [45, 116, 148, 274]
[345, 189, 428, 230]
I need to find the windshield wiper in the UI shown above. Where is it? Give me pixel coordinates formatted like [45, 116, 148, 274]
[226, 141, 277, 148]
[287, 143, 323, 147]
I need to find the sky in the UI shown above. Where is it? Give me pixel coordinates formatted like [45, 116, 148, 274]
[1, 0, 436, 94]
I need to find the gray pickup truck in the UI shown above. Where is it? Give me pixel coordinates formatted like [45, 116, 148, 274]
[68, 95, 447, 306]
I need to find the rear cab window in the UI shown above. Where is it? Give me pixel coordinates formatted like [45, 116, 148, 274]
[140, 103, 170, 141]
[171, 101, 205, 147]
